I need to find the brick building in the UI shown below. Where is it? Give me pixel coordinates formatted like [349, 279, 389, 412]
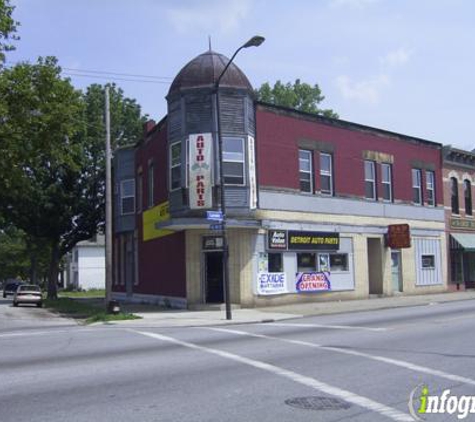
[112, 49, 448, 308]
[443, 147, 475, 290]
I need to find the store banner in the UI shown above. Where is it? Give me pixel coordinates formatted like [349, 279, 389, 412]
[248, 136, 257, 210]
[296, 272, 331, 292]
[288, 231, 339, 251]
[189, 133, 213, 209]
[257, 272, 287, 295]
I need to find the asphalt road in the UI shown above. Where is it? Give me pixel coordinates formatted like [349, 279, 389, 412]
[1, 299, 475, 421]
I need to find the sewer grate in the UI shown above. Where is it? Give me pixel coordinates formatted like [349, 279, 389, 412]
[285, 396, 352, 411]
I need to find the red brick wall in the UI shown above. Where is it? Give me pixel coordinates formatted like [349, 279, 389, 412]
[134, 120, 187, 298]
[256, 106, 443, 205]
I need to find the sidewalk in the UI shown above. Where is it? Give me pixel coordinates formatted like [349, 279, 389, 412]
[99, 290, 475, 328]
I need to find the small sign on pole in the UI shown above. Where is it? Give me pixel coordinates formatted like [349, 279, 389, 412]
[207, 210, 223, 221]
[209, 223, 224, 231]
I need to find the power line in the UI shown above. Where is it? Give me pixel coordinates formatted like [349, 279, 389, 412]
[62, 71, 171, 85]
[61, 67, 173, 81]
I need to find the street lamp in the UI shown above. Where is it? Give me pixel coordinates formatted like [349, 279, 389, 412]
[215, 35, 265, 320]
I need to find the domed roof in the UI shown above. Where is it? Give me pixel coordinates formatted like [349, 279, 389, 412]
[168, 50, 253, 96]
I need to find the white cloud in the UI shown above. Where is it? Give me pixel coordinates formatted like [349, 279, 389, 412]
[329, 0, 379, 9]
[336, 74, 390, 105]
[381, 47, 412, 67]
[166, 0, 252, 34]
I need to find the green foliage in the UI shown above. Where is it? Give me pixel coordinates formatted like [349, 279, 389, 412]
[255, 79, 338, 118]
[0, 0, 18, 63]
[0, 223, 29, 280]
[0, 58, 147, 299]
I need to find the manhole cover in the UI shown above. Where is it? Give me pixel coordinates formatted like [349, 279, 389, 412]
[285, 396, 352, 411]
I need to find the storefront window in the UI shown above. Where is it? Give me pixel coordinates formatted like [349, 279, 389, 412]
[318, 253, 330, 272]
[268, 253, 283, 272]
[421, 255, 435, 269]
[297, 252, 316, 272]
[330, 254, 349, 272]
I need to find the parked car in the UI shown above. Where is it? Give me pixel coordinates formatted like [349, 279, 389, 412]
[13, 285, 43, 307]
[3, 281, 24, 298]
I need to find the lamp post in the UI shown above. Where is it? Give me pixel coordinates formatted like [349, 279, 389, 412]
[215, 36, 265, 320]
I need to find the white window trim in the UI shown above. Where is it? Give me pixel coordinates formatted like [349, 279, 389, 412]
[412, 169, 422, 205]
[365, 161, 376, 200]
[320, 153, 333, 196]
[299, 149, 313, 193]
[381, 163, 392, 202]
[169, 141, 182, 192]
[426, 170, 435, 207]
[120, 179, 135, 215]
[223, 137, 246, 186]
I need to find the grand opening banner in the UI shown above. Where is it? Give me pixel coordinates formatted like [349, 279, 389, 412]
[189, 133, 213, 209]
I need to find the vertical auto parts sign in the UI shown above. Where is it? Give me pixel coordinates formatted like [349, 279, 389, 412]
[189, 133, 213, 209]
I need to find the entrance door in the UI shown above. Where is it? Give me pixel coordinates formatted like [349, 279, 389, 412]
[391, 251, 403, 292]
[205, 252, 224, 303]
[367, 238, 383, 294]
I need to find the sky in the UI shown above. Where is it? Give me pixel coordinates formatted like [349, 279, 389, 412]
[6, 0, 475, 150]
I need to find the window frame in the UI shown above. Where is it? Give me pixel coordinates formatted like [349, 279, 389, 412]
[223, 137, 245, 186]
[451, 177, 459, 215]
[268, 253, 283, 273]
[426, 170, 435, 207]
[320, 152, 333, 196]
[136, 172, 143, 213]
[412, 169, 422, 205]
[421, 254, 435, 269]
[381, 163, 393, 202]
[120, 179, 135, 215]
[364, 160, 377, 200]
[147, 161, 154, 209]
[464, 179, 472, 216]
[169, 141, 182, 192]
[299, 149, 313, 193]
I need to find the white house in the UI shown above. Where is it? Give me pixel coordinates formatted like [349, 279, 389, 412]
[66, 235, 105, 291]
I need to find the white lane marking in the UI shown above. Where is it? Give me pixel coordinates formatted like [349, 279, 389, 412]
[133, 329, 412, 422]
[267, 322, 387, 332]
[0, 328, 108, 339]
[208, 327, 475, 387]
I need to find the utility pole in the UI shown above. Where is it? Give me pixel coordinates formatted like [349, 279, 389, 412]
[105, 86, 113, 308]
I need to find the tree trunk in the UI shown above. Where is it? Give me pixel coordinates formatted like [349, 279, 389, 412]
[47, 243, 60, 299]
[29, 252, 38, 285]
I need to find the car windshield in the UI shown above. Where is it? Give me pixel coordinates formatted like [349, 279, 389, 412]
[19, 285, 41, 292]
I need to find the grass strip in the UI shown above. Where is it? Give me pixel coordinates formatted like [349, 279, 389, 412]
[44, 297, 141, 324]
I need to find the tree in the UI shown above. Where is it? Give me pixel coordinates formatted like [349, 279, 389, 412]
[255, 79, 338, 118]
[0, 0, 18, 64]
[0, 59, 147, 299]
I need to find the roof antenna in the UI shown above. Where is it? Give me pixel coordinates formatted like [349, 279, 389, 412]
[208, 35, 212, 51]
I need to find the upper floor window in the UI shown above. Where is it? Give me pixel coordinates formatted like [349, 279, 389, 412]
[426, 171, 435, 207]
[451, 177, 459, 214]
[412, 169, 422, 205]
[320, 153, 333, 196]
[170, 142, 182, 191]
[223, 137, 245, 185]
[147, 162, 154, 208]
[364, 161, 376, 200]
[120, 179, 135, 215]
[299, 150, 313, 193]
[464, 179, 472, 216]
[136, 172, 143, 213]
[381, 163, 392, 202]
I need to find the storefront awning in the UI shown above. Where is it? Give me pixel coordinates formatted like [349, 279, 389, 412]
[450, 233, 475, 252]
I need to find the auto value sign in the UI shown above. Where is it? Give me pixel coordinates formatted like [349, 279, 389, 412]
[189, 133, 213, 209]
[296, 272, 331, 293]
[257, 272, 287, 295]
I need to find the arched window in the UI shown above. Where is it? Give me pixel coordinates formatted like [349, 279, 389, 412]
[451, 177, 459, 214]
[464, 179, 472, 216]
